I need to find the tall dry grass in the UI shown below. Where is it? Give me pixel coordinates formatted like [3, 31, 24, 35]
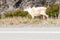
[0, 17, 60, 25]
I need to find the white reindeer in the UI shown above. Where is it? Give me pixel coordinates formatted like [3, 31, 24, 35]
[24, 7, 48, 19]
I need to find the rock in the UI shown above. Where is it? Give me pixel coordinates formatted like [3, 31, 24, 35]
[0, 0, 57, 14]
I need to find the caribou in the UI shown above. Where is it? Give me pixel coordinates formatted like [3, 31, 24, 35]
[24, 7, 48, 19]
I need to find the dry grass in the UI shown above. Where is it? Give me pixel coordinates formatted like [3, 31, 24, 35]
[47, 19, 60, 24]
[0, 17, 60, 25]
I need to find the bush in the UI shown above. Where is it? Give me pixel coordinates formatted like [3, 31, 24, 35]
[46, 4, 59, 18]
[0, 14, 1, 19]
[4, 12, 13, 17]
[4, 10, 32, 18]
[4, 10, 27, 17]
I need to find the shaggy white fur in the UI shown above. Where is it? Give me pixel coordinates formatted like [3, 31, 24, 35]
[24, 7, 48, 19]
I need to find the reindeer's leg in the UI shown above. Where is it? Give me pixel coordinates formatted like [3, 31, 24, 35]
[32, 16, 34, 19]
[42, 15, 45, 20]
[44, 15, 48, 20]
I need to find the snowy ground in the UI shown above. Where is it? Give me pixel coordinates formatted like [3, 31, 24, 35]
[0, 24, 60, 32]
[0, 24, 60, 40]
[0, 33, 60, 40]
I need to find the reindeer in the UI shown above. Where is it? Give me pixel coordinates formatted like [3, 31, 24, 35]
[24, 7, 48, 19]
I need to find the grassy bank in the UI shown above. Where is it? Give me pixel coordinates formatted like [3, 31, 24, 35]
[0, 17, 60, 25]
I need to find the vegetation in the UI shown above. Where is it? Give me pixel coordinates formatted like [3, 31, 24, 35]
[0, 14, 1, 19]
[4, 10, 27, 17]
[46, 4, 59, 18]
[4, 10, 32, 18]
